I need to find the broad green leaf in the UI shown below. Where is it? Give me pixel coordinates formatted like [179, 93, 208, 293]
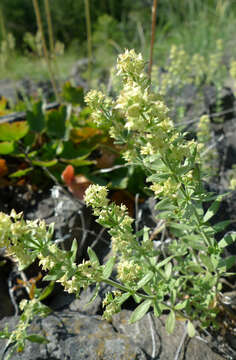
[31, 159, 58, 167]
[9, 167, 33, 178]
[26, 334, 49, 344]
[87, 247, 100, 266]
[129, 299, 152, 323]
[102, 256, 116, 279]
[166, 310, 176, 334]
[187, 320, 196, 337]
[61, 81, 84, 105]
[26, 101, 45, 132]
[46, 106, 67, 139]
[218, 233, 236, 248]
[0, 141, 14, 154]
[0, 121, 29, 141]
[203, 195, 223, 223]
[136, 272, 153, 290]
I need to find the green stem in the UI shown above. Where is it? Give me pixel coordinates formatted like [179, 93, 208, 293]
[164, 157, 212, 248]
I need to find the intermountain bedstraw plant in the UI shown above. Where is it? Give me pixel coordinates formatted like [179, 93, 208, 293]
[0, 50, 236, 357]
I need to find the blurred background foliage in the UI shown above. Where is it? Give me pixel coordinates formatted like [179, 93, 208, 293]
[0, 0, 236, 80]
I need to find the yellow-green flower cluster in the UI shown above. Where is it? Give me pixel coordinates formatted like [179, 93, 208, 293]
[84, 185, 109, 214]
[85, 50, 200, 203]
[56, 260, 103, 294]
[7, 298, 50, 353]
[84, 184, 135, 255]
[117, 258, 142, 286]
[84, 90, 113, 128]
[151, 177, 180, 200]
[116, 49, 145, 80]
[207, 39, 224, 84]
[102, 290, 123, 320]
[0, 210, 51, 270]
[197, 115, 211, 147]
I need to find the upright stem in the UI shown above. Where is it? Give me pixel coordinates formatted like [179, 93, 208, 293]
[0, 5, 6, 42]
[148, 0, 158, 79]
[164, 157, 212, 248]
[44, 0, 54, 56]
[84, 0, 92, 85]
[32, 0, 59, 101]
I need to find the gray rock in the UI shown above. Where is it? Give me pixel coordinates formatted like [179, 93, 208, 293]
[0, 310, 146, 359]
[112, 310, 225, 360]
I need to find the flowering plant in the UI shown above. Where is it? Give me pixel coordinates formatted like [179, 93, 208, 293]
[0, 50, 235, 356]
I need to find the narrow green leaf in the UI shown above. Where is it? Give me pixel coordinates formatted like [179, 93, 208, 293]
[169, 222, 192, 231]
[26, 334, 49, 344]
[0, 331, 10, 339]
[212, 220, 231, 233]
[38, 281, 55, 301]
[86, 284, 100, 305]
[102, 256, 116, 279]
[70, 239, 78, 263]
[165, 262, 172, 280]
[9, 167, 33, 178]
[187, 263, 203, 273]
[203, 195, 223, 223]
[117, 292, 130, 307]
[155, 198, 176, 211]
[218, 233, 236, 248]
[187, 320, 196, 337]
[87, 247, 100, 266]
[142, 226, 150, 242]
[136, 272, 153, 290]
[218, 256, 236, 271]
[166, 310, 176, 334]
[156, 256, 174, 270]
[175, 300, 188, 310]
[199, 254, 214, 272]
[129, 299, 152, 323]
[31, 159, 58, 167]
